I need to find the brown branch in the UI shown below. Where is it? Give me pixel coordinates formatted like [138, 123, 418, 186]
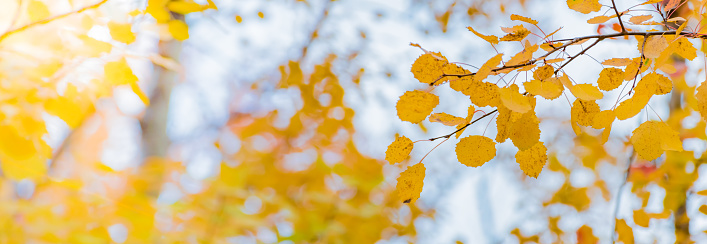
[434, 30, 706, 86]
[0, 0, 109, 43]
[554, 38, 602, 74]
[428, 109, 499, 141]
[630, 34, 650, 94]
[611, 0, 627, 33]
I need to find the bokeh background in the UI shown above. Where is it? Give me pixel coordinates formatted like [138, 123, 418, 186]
[2, 0, 707, 243]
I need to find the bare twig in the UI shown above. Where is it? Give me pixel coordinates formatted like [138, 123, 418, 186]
[554, 38, 602, 73]
[611, 0, 627, 33]
[0, 0, 109, 43]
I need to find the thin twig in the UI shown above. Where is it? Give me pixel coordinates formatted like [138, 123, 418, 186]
[554, 38, 602, 73]
[428, 110, 498, 141]
[611, 0, 627, 33]
[0, 0, 109, 43]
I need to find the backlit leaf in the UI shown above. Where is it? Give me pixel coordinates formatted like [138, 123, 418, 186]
[397, 163, 426, 203]
[385, 135, 414, 164]
[500, 84, 531, 113]
[567, 0, 602, 14]
[396, 90, 439, 123]
[455, 135, 496, 167]
[516, 141, 548, 178]
[597, 67, 624, 91]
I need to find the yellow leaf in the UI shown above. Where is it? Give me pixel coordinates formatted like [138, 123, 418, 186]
[411, 52, 449, 85]
[697, 82, 707, 121]
[672, 37, 697, 60]
[533, 65, 554, 81]
[500, 25, 530, 42]
[629, 15, 653, 24]
[396, 90, 439, 123]
[167, 1, 206, 14]
[168, 19, 190, 41]
[510, 112, 541, 151]
[455, 135, 496, 167]
[524, 78, 563, 100]
[597, 67, 624, 91]
[615, 219, 634, 244]
[500, 84, 531, 113]
[700, 205, 707, 215]
[496, 105, 522, 143]
[577, 225, 599, 244]
[571, 99, 600, 127]
[108, 22, 136, 44]
[615, 94, 651, 120]
[592, 110, 615, 129]
[642, 35, 668, 59]
[467, 26, 499, 45]
[467, 81, 502, 107]
[476, 53, 503, 81]
[28, 0, 50, 22]
[385, 135, 414, 164]
[506, 41, 538, 66]
[510, 14, 538, 25]
[105, 58, 139, 85]
[630, 121, 683, 160]
[516, 141, 547, 178]
[633, 209, 650, 227]
[429, 113, 466, 126]
[697, 189, 707, 196]
[397, 163, 426, 203]
[544, 58, 564, 63]
[587, 15, 611, 24]
[567, 0, 602, 14]
[130, 82, 150, 106]
[602, 58, 632, 66]
[147, 0, 171, 23]
[570, 84, 603, 101]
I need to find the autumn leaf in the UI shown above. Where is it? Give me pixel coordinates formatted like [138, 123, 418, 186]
[524, 78, 563, 100]
[385, 135, 414, 164]
[629, 15, 652, 24]
[455, 135, 496, 167]
[396, 90, 439, 123]
[597, 67, 624, 91]
[602, 58, 632, 67]
[510, 14, 538, 25]
[697, 82, 707, 121]
[500, 25, 530, 42]
[467, 26, 499, 44]
[630, 121, 683, 160]
[500, 84, 531, 113]
[429, 112, 467, 126]
[168, 19, 190, 41]
[567, 0, 602, 14]
[569, 84, 603, 101]
[105, 58, 139, 85]
[411, 52, 449, 84]
[586, 15, 611, 24]
[615, 219, 634, 244]
[571, 99, 600, 127]
[397, 163, 426, 203]
[108, 21, 136, 44]
[516, 141, 548, 178]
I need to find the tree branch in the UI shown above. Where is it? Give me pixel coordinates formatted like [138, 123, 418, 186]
[428, 109, 498, 141]
[434, 30, 704, 86]
[0, 0, 109, 43]
[611, 0, 627, 33]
